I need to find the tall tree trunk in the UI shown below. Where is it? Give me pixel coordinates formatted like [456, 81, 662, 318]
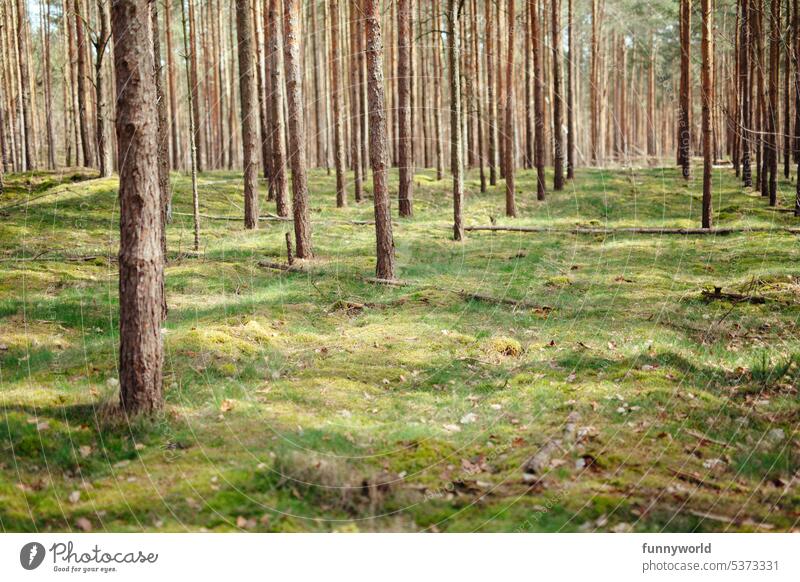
[740, 0, 752, 187]
[784, 0, 791, 178]
[448, 0, 464, 241]
[181, 0, 201, 251]
[551, 0, 565, 190]
[329, 0, 346, 207]
[767, 0, 780, 206]
[16, 0, 35, 170]
[679, 0, 692, 180]
[504, 0, 516, 217]
[364, 0, 396, 278]
[152, 0, 171, 276]
[397, 0, 413, 217]
[165, 0, 180, 170]
[267, 0, 289, 215]
[485, 0, 497, 185]
[237, 0, 260, 229]
[590, 0, 600, 165]
[283, 0, 312, 258]
[42, 0, 55, 169]
[95, 0, 112, 177]
[187, 0, 204, 172]
[349, 0, 363, 202]
[701, 0, 713, 228]
[112, 0, 164, 416]
[532, 0, 546, 199]
[433, 0, 444, 180]
[75, 0, 94, 168]
[470, 0, 486, 192]
[566, 0, 575, 179]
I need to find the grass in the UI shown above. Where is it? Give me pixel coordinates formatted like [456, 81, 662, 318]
[0, 161, 798, 532]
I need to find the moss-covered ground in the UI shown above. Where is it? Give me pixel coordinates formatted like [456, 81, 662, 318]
[0, 162, 798, 532]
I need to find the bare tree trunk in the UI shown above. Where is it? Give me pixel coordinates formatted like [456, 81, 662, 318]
[740, 0, 752, 187]
[16, 0, 35, 170]
[397, 0, 413, 217]
[448, 0, 464, 241]
[551, 0, 564, 190]
[152, 0, 171, 274]
[181, 0, 201, 250]
[679, 0, 692, 180]
[165, 0, 180, 170]
[433, 0, 444, 180]
[187, 0, 204, 172]
[94, 0, 112, 177]
[42, 0, 55, 169]
[784, 0, 791, 179]
[767, 0, 779, 206]
[532, 0, 546, 199]
[485, 0, 497, 185]
[504, 0, 516, 217]
[267, 0, 289, 216]
[590, 0, 600, 165]
[236, 0, 260, 229]
[252, 0, 270, 185]
[112, 0, 164, 416]
[566, 0, 575, 179]
[470, 0, 486, 192]
[701, 0, 713, 228]
[283, 0, 312, 258]
[364, 0, 396, 278]
[329, 0, 346, 207]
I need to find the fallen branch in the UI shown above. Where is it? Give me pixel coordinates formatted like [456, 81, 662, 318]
[465, 225, 800, 235]
[257, 260, 304, 272]
[701, 287, 768, 304]
[456, 290, 552, 312]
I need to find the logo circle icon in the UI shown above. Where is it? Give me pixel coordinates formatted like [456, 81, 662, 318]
[19, 542, 46, 570]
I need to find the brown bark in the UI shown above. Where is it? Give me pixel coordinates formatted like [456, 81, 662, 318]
[701, 0, 713, 228]
[283, 0, 312, 258]
[268, 0, 289, 216]
[679, 0, 692, 180]
[449, 0, 464, 241]
[485, 0, 497, 185]
[151, 0, 171, 272]
[590, 0, 600, 165]
[349, 0, 363, 202]
[364, 0, 396, 279]
[397, 0, 413, 217]
[470, 0, 486, 192]
[740, 0, 752, 187]
[551, 0, 564, 190]
[112, 0, 164, 416]
[767, 0, 779, 206]
[237, 0, 260, 229]
[532, 0, 546, 199]
[433, 0, 444, 181]
[16, 0, 34, 170]
[180, 0, 201, 250]
[504, 0, 516, 217]
[566, 0, 575, 179]
[187, 0, 204, 172]
[165, 0, 180, 170]
[329, 0, 346, 207]
[94, 0, 112, 177]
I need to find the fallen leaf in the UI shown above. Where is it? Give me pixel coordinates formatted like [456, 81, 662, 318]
[75, 517, 92, 532]
[220, 399, 235, 413]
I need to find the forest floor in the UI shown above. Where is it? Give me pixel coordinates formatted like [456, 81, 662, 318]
[1, 163, 798, 532]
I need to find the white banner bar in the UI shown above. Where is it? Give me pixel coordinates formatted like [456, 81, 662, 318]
[1, 533, 798, 581]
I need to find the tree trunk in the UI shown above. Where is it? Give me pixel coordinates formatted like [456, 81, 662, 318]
[152, 0, 171, 278]
[165, 0, 180, 170]
[16, 0, 35, 170]
[566, 0, 575, 179]
[364, 0, 396, 279]
[180, 0, 201, 251]
[433, 0, 444, 181]
[590, 0, 600, 165]
[504, 0, 516, 217]
[349, 0, 363, 202]
[551, 0, 565, 190]
[740, 0, 752, 187]
[329, 0, 346, 207]
[236, 0, 260, 229]
[112, 0, 164, 416]
[448, 0, 464, 241]
[767, 0, 780, 206]
[95, 0, 112, 177]
[267, 0, 289, 216]
[187, 0, 204, 172]
[485, 0, 497, 185]
[283, 0, 312, 258]
[397, 0, 413, 217]
[701, 0, 713, 228]
[470, 0, 486, 192]
[679, 0, 692, 180]
[532, 0, 546, 199]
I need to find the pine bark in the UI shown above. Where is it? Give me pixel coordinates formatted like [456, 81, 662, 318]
[283, 0, 312, 258]
[16, 0, 35, 170]
[532, 0, 546, 199]
[767, 0, 779, 206]
[365, 0, 396, 278]
[397, 0, 413, 217]
[237, 0, 260, 229]
[268, 0, 289, 216]
[152, 0, 171, 272]
[485, 0, 497, 185]
[449, 0, 464, 241]
[95, 0, 112, 177]
[329, 0, 346, 207]
[701, 0, 713, 228]
[504, 0, 516, 217]
[112, 0, 164, 416]
[551, 0, 565, 190]
[740, 0, 752, 187]
[679, 0, 692, 180]
[566, 0, 575, 179]
[349, 0, 363, 202]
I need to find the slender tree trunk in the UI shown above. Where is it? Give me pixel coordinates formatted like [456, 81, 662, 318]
[42, 0, 55, 169]
[152, 0, 171, 276]
[504, 0, 516, 217]
[253, 0, 270, 185]
[485, 0, 497, 185]
[784, 0, 791, 179]
[470, 0, 486, 192]
[433, 0, 444, 180]
[16, 0, 35, 170]
[551, 0, 565, 190]
[397, 0, 413, 217]
[349, 0, 363, 202]
[237, 0, 260, 229]
[188, 0, 204, 172]
[329, 0, 346, 207]
[590, 0, 600, 165]
[112, 0, 164, 416]
[364, 0, 396, 278]
[94, 0, 112, 177]
[283, 0, 312, 258]
[532, 0, 546, 199]
[740, 0, 752, 187]
[679, 0, 692, 180]
[767, 0, 779, 206]
[701, 0, 713, 228]
[268, 0, 289, 216]
[566, 0, 575, 179]
[181, 0, 201, 251]
[448, 0, 464, 241]
[165, 0, 180, 170]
